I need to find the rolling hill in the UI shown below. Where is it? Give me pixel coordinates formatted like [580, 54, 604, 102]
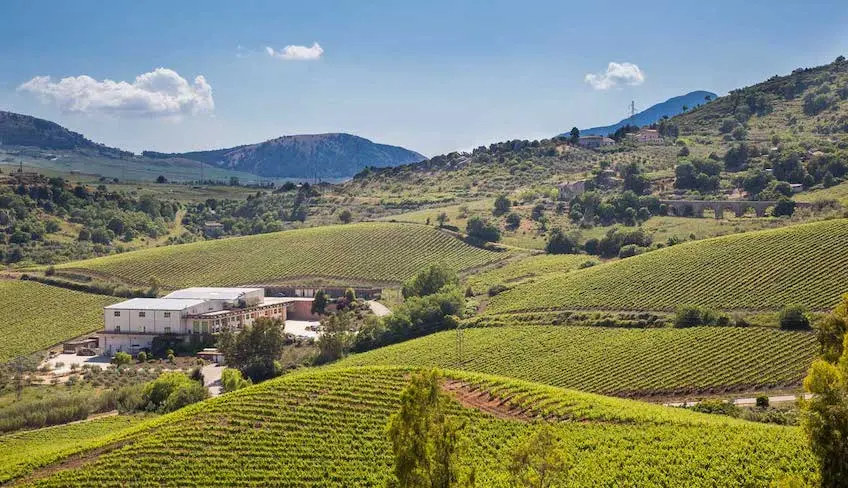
[0, 280, 118, 362]
[11, 366, 815, 486]
[56, 222, 507, 288]
[577, 90, 717, 136]
[339, 326, 817, 397]
[143, 133, 425, 179]
[487, 218, 848, 314]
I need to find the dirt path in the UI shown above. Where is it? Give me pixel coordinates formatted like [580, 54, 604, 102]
[441, 380, 531, 422]
[366, 300, 392, 317]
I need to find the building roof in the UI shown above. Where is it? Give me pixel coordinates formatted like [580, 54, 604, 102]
[105, 298, 207, 311]
[163, 287, 264, 301]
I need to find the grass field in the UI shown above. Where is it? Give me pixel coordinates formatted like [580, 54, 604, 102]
[338, 326, 817, 397]
[15, 366, 815, 486]
[0, 281, 118, 362]
[57, 222, 506, 288]
[465, 254, 596, 295]
[488, 218, 848, 314]
[0, 415, 149, 483]
[796, 181, 848, 206]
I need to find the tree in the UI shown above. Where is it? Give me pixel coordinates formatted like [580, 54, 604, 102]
[311, 290, 329, 315]
[156, 175, 168, 184]
[505, 212, 521, 230]
[221, 368, 253, 392]
[545, 228, 578, 255]
[344, 287, 357, 302]
[493, 194, 511, 216]
[436, 212, 449, 227]
[509, 424, 570, 488]
[816, 295, 848, 362]
[773, 198, 796, 217]
[403, 264, 459, 298]
[386, 369, 469, 488]
[569, 127, 580, 144]
[217, 318, 285, 382]
[338, 209, 353, 224]
[316, 311, 355, 363]
[466, 216, 500, 243]
[779, 305, 810, 330]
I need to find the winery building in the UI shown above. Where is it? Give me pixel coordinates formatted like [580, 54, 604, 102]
[99, 287, 298, 354]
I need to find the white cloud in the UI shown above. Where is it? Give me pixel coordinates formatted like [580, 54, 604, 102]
[584, 62, 645, 90]
[265, 42, 324, 61]
[17, 68, 214, 118]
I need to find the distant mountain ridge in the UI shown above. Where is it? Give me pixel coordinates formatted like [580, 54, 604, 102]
[576, 90, 717, 136]
[144, 133, 426, 179]
[0, 110, 425, 179]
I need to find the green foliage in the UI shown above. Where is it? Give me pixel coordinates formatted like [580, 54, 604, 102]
[780, 305, 811, 330]
[340, 326, 817, 397]
[508, 424, 570, 488]
[465, 254, 591, 295]
[0, 281, 118, 362]
[493, 194, 511, 216]
[674, 306, 729, 328]
[386, 370, 467, 488]
[58, 223, 503, 287]
[403, 264, 459, 298]
[488, 219, 848, 313]
[545, 227, 578, 255]
[465, 216, 501, 243]
[113, 351, 133, 366]
[311, 290, 329, 315]
[221, 368, 253, 393]
[316, 312, 355, 364]
[218, 318, 286, 382]
[136, 351, 147, 363]
[814, 295, 848, 363]
[773, 198, 796, 217]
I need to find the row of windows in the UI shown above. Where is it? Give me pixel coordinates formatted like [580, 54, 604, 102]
[113, 326, 172, 333]
[113, 311, 171, 318]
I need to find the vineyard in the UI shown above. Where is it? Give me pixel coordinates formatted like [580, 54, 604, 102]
[0, 414, 148, 483]
[488, 218, 848, 314]
[339, 326, 818, 397]
[465, 254, 596, 295]
[0, 281, 119, 362]
[56, 223, 506, 289]
[17, 367, 814, 486]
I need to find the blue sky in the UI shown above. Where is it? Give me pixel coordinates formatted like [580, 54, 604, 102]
[1, 0, 846, 156]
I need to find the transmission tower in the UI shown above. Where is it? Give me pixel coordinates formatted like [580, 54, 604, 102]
[628, 100, 638, 117]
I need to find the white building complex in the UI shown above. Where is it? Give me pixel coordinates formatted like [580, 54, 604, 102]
[99, 287, 312, 354]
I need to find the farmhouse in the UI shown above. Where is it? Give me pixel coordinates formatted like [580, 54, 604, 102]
[99, 287, 299, 354]
[577, 135, 615, 149]
[631, 129, 663, 144]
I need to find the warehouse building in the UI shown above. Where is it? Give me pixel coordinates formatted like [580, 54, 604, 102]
[99, 287, 297, 354]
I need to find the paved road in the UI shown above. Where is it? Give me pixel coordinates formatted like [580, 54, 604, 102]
[366, 300, 392, 317]
[665, 393, 812, 408]
[202, 363, 224, 397]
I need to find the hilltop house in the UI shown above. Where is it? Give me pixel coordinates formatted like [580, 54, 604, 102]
[631, 129, 663, 144]
[557, 180, 587, 200]
[577, 135, 615, 149]
[99, 287, 299, 354]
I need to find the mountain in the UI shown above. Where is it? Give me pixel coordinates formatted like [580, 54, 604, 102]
[143, 133, 426, 179]
[576, 90, 718, 136]
[0, 111, 130, 157]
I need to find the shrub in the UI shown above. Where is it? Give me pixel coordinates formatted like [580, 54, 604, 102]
[113, 351, 132, 366]
[487, 284, 509, 297]
[545, 227, 579, 255]
[466, 216, 501, 242]
[674, 306, 704, 328]
[222, 368, 253, 393]
[756, 396, 770, 409]
[402, 264, 459, 298]
[137, 351, 147, 362]
[162, 382, 208, 412]
[779, 305, 810, 330]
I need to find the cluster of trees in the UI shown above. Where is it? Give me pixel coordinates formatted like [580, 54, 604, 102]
[218, 318, 286, 382]
[112, 370, 209, 413]
[569, 191, 661, 227]
[352, 265, 465, 353]
[0, 180, 179, 264]
[674, 158, 722, 193]
[182, 183, 321, 237]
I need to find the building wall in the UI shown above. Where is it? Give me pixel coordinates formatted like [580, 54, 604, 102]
[100, 333, 156, 354]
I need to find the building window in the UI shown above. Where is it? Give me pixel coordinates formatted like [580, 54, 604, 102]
[138, 311, 146, 318]
[115, 326, 121, 332]
[163, 312, 171, 318]
[114, 311, 121, 317]
[164, 327, 171, 334]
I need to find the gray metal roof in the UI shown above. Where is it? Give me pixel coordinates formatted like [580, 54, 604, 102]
[105, 298, 207, 310]
[162, 287, 263, 301]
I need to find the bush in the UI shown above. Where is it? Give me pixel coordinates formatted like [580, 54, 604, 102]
[779, 305, 810, 330]
[545, 227, 578, 255]
[402, 264, 459, 298]
[674, 306, 730, 328]
[113, 351, 132, 366]
[137, 351, 147, 362]
[141, 371, 208, 412]
[466, 216, 500, 242]
[756, 395, 770, 409]
[487, 284, 509, 297]
[162, 382, 208, 412]
[222, 368, 253, 393]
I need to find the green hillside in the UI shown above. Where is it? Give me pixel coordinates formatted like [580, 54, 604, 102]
[16, 367, 814, 486]
[0, 415, 148, 483]
[465, 254, 594, 295]
[487, 218, 848, 314]
[339, 326, 816, 397]
[57, 222, 506, 288]
[0, 280, 118, 362]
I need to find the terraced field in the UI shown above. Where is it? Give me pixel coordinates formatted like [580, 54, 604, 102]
[465, 254, 596, 295]
[0, 281, 118, 362]
[0, 415, 149, 483]
[339, 326, 817, 397]
[16, 367, 814, 486]
[488, 218, 848, 314]
[57, 223, 506, 288]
